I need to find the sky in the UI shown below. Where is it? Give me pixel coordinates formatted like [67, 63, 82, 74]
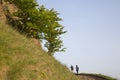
[37, 0, 120, 79]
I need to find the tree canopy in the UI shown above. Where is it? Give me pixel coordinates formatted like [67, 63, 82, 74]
[5, 0, 66, 55]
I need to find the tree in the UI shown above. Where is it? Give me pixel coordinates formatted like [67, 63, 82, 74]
[38, 6, 67, 55]
[6, 0, 39, 38]
[5, 0, 66, 55]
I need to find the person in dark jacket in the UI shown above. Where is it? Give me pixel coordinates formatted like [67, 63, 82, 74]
[76, 65, 79, 75]
[70, 65, 74, 72]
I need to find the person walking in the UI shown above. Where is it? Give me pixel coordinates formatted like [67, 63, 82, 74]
[70, 65, 74, 72]
[76, 65, 79, 75]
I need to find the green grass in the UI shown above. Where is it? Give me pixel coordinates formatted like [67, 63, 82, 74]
[0, 22, 78, 80]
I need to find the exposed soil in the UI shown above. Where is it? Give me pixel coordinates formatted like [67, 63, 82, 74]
[0, 2, 6, 22]
[0, 0, 18, 23]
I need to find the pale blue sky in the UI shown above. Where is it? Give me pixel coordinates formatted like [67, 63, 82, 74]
[37, 0, 120, 79]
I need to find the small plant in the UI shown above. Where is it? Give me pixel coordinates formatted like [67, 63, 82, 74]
[39, 72, 46, 80]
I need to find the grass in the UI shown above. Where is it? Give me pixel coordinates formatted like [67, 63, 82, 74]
[0, 22, 78, 80]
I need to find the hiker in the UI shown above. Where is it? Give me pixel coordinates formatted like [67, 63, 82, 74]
[76, 65, 79, 75]
[70, 65, 74, 72]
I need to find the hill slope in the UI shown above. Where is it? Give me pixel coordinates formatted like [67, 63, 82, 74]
[0, 22, 78, 80]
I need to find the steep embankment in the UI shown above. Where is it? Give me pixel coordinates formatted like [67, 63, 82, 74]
[0, 1, 78, 80]
[0, 23, 78, 80]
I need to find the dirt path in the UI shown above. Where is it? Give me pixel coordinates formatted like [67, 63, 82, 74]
[76, 74, 107, 80]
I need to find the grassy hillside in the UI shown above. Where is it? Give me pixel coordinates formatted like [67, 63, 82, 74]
[0, 22, 78, 80]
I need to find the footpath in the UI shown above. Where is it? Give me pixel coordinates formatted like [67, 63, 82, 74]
[75, 74, 108, 80]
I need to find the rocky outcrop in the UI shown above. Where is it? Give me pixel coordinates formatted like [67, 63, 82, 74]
[0, 0, 18, 23]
